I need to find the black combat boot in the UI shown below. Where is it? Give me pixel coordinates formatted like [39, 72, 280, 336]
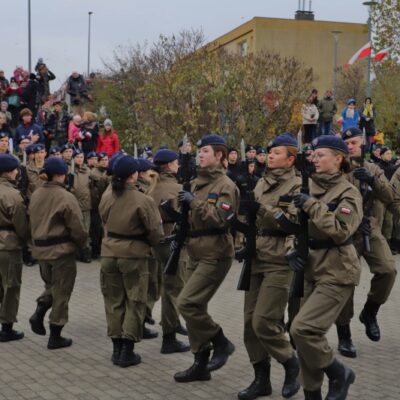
[174, 348, 211, 382]
[176, 322, 188, 336]
[336, 324, 357, 358]
[29, 302, 51, 335]
[143, 324, 158, 339]
[111, 338, 123, 365]
[323, 358, 355, 400]
[23, 247, 37, 266]
[47, 324, 72, 350]
[80, 248, 92, 263]
[144, 315, 155, 325]
[237, 360, 272, 400]
[0, 323, 24, 342]
[281, 355, 300, 398]
[118, 339, 141, 368]
[160, 332, 190, 354]
[304, 389, 322, 400]
[359, 301, 381, 341]
[206, 328, 235, 371]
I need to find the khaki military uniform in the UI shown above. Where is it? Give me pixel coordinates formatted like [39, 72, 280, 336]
[29, 181, 87, 326]
[177, 167, 239, 352]
[26, 163, 44, 199]
[290, 172, 362, 391]
[99, 183, 162, 341]
[244, 168, 300, 365]
[336, 162, 397, 326]
[147, 171, 187, 335]
[0, 177, 29, 324]
[388, 168, 400, 245]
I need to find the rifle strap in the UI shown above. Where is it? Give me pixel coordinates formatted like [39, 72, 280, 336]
[188, 228, 229, 238]
[0, 226, 15, 232]
[309, 237, 353, 250]
[257, 229, 287, 237]
[34, 236, 70, 246]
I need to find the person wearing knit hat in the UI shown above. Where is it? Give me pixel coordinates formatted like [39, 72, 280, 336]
[0, 154, 29, 342]
[336, 130, 397, 356]
[174, 133, 238, 382]
[146, 148, 190, 353]
[290, 134, 363, 399]
[28, 156, 87, 350]
[26, 143, 47, 199]
[96, 118, 120, 158]
[98, 155, 162, 367]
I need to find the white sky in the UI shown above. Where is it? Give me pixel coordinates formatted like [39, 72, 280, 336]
[3, 0, 368, 89]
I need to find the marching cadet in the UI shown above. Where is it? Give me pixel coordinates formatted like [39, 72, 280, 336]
[99, 155, 162, 367]
[0, 154, 29, 342]
[0, 132, 9, 154]
[60, 144, 74, 165]
[48, 146, 62, 158]
[254, 147, 267, 178]
[86, 151, 98, 170]
[174, 134, 239, 383]
[147, 149, 190, 354]
[238, 133, 301, 400]
[71, 149, 92, 263]
[26, 144, 46, 199]
[29, 157, 87, 349]
[335, 127, 396, 357]
[290, 135, 363, 400]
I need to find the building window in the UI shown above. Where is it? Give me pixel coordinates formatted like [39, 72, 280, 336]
[239, 41, 248, 56]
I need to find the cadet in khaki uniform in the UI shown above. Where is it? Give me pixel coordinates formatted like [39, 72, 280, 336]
[238, 134, 301, 400]
[335, 128, 396, 358]
[0, 155, 29, 342]
[147, 149, 190, 354]
[71, 149, 93, 263]
[290, 136, 362, 400]
[175, 135, 239, 383]
[29, 157, 88, 349]
[99, 155, 162, 368]
[26, 144, 46, 199]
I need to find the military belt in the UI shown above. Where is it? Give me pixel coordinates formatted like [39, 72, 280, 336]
[188, 228, 229, 238]
[107, 231, 149, 243]
[34, 236, 70, 247]
[0, 226, 15, 232]
[309, 237, 353, 250]
[257, 229, 287, 237]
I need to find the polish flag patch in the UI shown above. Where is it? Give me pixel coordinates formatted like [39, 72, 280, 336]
[340, 207, 352, 215]
[221, 203, 231, 211]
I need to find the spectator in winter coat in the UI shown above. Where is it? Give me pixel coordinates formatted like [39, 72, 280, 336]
[77, 111, 98, 155]
[317, 90, 337, 136]
[96, 119, 120, 157]
[0, 70, 9, 101]
[359, 97, 376, 154]
[35, 61, 56, 104]
[340, 98, 360, 132]
[67, 72, 89, 108]
[301, 95, 319, 143]
[1, 101, 12, 124]
[21, 73, 39, 116]
[44, 101, 70, 148]
[5, 78, 22, 127]
[15, 108, 44, 149]
[0, 112, 12, 137]
[68, 114, 82, 144]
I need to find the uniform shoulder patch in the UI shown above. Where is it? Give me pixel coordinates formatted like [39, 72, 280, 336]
[339, 207, 352, 215]
[207, 192, 219, 204]
[220, 202, 232, 211]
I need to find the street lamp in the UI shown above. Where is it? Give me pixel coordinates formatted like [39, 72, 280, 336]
[87, 11, 93, 77]
[363, 1, 378, 97]
[331, 30, 342, 99]
[28, 0, 31, 72]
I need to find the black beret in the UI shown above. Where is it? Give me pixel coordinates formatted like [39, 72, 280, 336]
[312, 135, 349, 155]
[154, 149, 178, 164]
[256, 147, 266, 155]
[245, 145, 256, 152]
[44, 158, 68, 175]
[0, 154, 19, 172]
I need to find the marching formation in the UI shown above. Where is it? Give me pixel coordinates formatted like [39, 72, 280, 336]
[0, 126, 398, 400]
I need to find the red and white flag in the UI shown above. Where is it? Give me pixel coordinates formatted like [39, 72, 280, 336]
[375, 47, 391, 62]
[345, 42, 372, 67]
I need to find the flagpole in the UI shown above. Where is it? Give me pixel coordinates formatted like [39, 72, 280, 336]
[363, 1, 378, 97]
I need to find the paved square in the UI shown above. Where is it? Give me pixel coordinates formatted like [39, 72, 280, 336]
[1, 258, 399, 400]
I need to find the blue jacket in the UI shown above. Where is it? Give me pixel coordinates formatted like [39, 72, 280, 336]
[15, 123, 45, 147]
[341, 105, 360, 132]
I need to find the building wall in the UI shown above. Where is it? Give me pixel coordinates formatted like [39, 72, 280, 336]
[209, 17, 368, 94]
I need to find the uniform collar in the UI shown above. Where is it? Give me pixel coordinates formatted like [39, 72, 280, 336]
[195, 166, 225, 187]
[264, 167, 295, 186]
[311, 172, 344, 194]
[0, 176, 16, 187]
[159, 171, 178, 181]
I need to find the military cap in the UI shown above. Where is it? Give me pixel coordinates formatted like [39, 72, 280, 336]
[73, 149, 83, 157]
[32, 144, 45, 153]
[44, 157, 68, 175]
[85, 151, 97, 159]
[136, 158, 155, 172]
[18, 135, 30, 144]
[25, 144, 36, 155]
[228, 147, 238, 154]
[159, 145, 169, 150]
[380, 146, 390, 156]
[49, 146, 61, 155]
[256, 147, 266, 155]
[153, 149, 178, 164]
[0, 154, 19, 172]
[303, 143, 313, 152]
[267, 133, 297, 151]
[312, 135, 349, 155]
[198, 134, 227, 148]
[245, 144, 256, 152]
[60, 144, 74, 153]
[342, 127, 363, 140]
[107, 152, 126, 176]
[0, 132, 9, 139]
[113, 155, 139, 178]
[97, 152, 108, 160]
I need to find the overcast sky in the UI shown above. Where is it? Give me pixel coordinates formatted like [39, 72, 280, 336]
[3, 0, 369, 88]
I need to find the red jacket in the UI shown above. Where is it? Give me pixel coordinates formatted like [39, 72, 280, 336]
[96, 130, 120, 157]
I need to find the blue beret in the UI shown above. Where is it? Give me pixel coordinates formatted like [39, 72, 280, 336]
[341, 127, 363, 140]
[60, 144, 74, 153]
[85, 151, 97, 159]
[0, 154, 19, 172]
[97, 152, 108, 160]
[198, 134, 226, 148]
[44, 158, 68, 175]
[32, 144, 45, 154]
[0, 132, 9, 139]
[107, 152, 126, 175]
[49, 146, 61, 155]
[246, 145, 256, 152]
[159, 145, 169, 150]
[113, 155, 139, 178]
[18, 135, 30, 144]
[256, 147, 266, 155]
[268, 133, 297, 151]
[153, 149, 178, 164]
[73, 149, 83, 157]
[312, 135, 349, 155]
[136, 158, 155, 172]
[25, 144, 36, 155]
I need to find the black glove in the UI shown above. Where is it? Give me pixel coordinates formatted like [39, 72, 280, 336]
[286, 249, 306, 272]
[353, 167, 374, 185]
[359, 216, 371, 236]
[178, 190, 194, 204]
[240, 200, 261, 215]
[293, 193, 310, 209]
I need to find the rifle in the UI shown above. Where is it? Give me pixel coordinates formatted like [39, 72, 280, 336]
[360, 128, 372, 252]
[235, 138, 257, 291]
[65, 157, 75, 192]
[17, 151, 29, 199]
[163, 135, 191, 275]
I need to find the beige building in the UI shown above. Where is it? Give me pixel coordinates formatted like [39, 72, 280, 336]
[207, 13, 368, 94]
